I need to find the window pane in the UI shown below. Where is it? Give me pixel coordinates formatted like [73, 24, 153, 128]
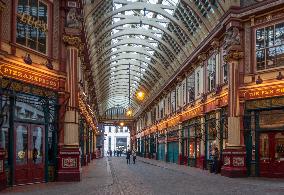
[275, 22, 284, 46]
[275, 45, 284, 67]
[16, 0, 47, 54]
[256, 28, 265, 50]
[265, 26, 274, 47]
[256, 49, 265, 70]
[266, 47, 276, 68]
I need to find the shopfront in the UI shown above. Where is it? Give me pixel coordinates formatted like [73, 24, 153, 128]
[157, 132, 165, 161]
[244, 97, 284, 177]
[183, 117, 202, 167]
[205, 112, 217, 169]
[167, 128, 179, 164]
[0, 78, 58, 185]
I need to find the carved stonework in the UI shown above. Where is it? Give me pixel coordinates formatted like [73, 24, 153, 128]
[197, 53, 207, 62]
[62, 35, 81, 47]
[53, 0, 60, 59]
[0, 1, 6, 12]
[66, 8, 82, 29]
[223, 27, 241, 50]
[224, 50, 244, 63]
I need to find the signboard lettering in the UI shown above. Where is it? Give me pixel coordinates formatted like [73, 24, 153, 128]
[0, 63, 59, 90]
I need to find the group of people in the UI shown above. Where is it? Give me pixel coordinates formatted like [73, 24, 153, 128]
[107, 149, 123, 157]
[126, 149, 136, 164]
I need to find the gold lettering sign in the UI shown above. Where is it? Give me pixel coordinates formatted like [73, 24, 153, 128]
[0, 63, 59, 90]
[17, 13, 48, 33]
[241, 85, 284, 100]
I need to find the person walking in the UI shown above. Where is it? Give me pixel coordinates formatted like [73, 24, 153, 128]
[132, 149, 136, 164]
[126, 149, 131, 164]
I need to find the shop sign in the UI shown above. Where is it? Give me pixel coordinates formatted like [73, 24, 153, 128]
[0, 63, 59, 90]
[17, 12, 48, 33]
[62, 157, 77, 168]
[241, 85, 284, 100]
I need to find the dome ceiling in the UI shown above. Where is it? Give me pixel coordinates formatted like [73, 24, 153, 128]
[83, 0, 228, 117]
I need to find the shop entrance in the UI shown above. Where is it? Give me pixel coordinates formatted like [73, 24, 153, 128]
[259, 132, 284, 177]
[14, 123, 45, 184]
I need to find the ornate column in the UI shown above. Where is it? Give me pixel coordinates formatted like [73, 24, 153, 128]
[57, 1, 83, 180]
[165, 128, 168, 162]
[221, 22, 247, 177]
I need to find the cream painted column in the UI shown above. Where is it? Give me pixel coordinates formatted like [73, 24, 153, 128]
[178, 123, 182, 156]
[63, 38, 81, 146]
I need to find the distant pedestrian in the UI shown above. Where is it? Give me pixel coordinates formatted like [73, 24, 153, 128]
[132, 149, 136, 164]
[114, 150, 116, 156]
[126, 149, 131, 164]
[109, 150, 112, 157]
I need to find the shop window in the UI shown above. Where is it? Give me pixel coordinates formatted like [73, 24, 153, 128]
[207, 54, 216, 92]
[260, 134, 269, 160]
[171, 89, 176, 113]
[256, 22, 284, 70]
[275, 133, 284, 161]
[196, 71, 200, 96]
[16, 0, 48, 54]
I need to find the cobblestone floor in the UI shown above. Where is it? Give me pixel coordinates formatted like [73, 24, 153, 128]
[2, 157, 284, 195]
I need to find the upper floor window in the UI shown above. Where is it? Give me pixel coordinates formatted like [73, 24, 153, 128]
[109, 126, 111, 133]
[207, 54, 216, 92]
[256, 22, 284, 70]
[187, 73, 195, 103]
[221, 49, 228, 83]
[16, 0, 48, 54]
[196, 71, 200, 95]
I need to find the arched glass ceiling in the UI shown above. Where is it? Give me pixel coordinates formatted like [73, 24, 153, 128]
[83, 0, 228, 116]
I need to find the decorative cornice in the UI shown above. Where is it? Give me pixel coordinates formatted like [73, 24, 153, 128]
[0, 1, 6, 12]
[224, 50, 244, 63]
[62, 35, 81, 47]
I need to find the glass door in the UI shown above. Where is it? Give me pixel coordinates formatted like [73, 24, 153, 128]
[259, 132, 284, 177]
[14, 123, 45, 184]
[14, 123, 29, 184]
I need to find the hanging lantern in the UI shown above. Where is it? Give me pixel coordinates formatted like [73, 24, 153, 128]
[136, 90, 145, 101]
[126, 108, 133, 117]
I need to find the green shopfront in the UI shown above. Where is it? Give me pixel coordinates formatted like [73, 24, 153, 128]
[0, 78, 58, 186]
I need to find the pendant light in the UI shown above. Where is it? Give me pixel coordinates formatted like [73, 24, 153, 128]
[126, 63, 133, 117]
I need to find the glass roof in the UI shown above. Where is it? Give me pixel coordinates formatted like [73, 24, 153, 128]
[83, 0, 228, 116]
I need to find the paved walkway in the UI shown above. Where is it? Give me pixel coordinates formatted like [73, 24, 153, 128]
[2, 157, 284, 195]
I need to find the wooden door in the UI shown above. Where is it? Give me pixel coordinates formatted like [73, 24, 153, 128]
[14, 123, 30, 184]
[30, 124, 45, 183]
[14, 123, 45, 184]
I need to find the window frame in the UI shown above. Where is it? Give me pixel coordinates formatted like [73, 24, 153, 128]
[254, 19, 284, 72]
[15, 0, 50, 56]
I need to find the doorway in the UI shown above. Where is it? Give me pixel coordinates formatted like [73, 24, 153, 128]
[259, 132, 284, 177]
[14, 123, 45, 184]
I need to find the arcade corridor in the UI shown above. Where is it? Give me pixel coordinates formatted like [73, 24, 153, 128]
[2, 0, 284, 193]
[2, 157, 284, 195]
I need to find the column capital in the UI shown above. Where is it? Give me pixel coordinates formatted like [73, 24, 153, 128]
[62, 34, 81, 47]
[0, 1, 6, 12]
[224, 50, 244, 63]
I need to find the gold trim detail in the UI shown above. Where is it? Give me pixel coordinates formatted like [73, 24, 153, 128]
[62, 35, 81, 47]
